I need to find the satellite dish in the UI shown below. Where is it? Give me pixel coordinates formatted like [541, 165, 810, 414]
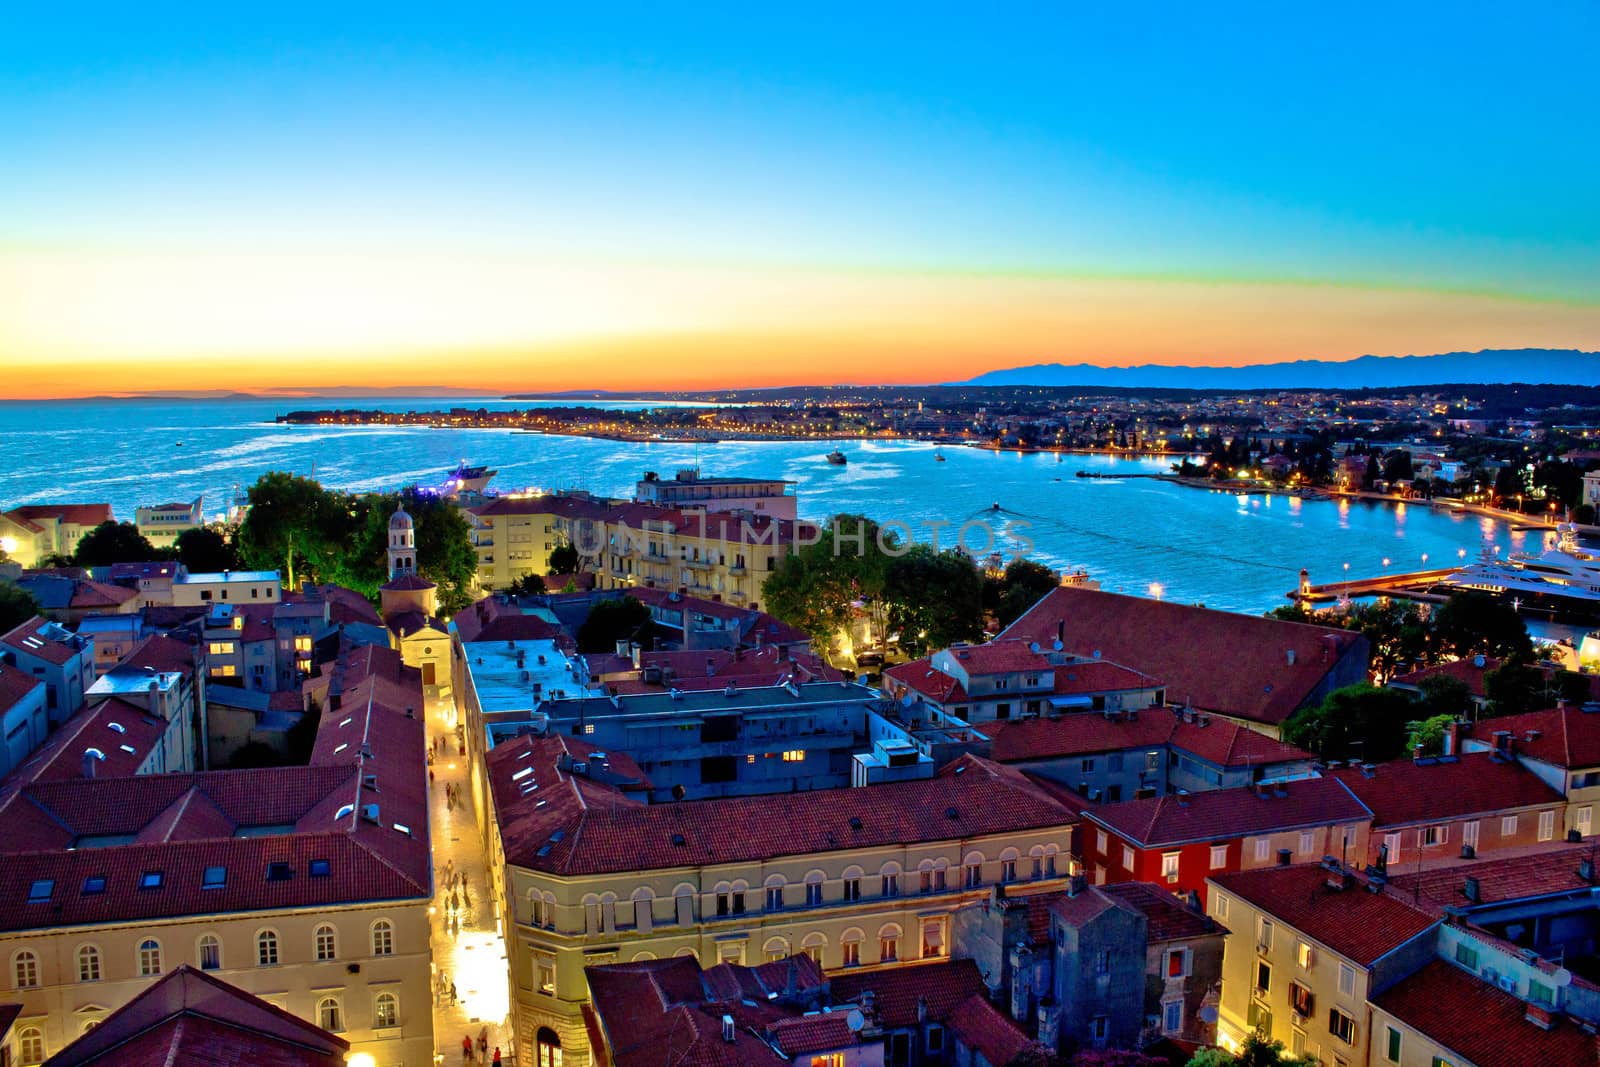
[1198, 1006, 1218, 1024]
[845, 1010, 865, 1033]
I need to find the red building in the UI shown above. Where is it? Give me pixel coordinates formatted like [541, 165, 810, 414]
[1080, 775, 1372, 904]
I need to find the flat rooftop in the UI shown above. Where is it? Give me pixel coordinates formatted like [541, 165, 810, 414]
[463, 637, 602, 716]
[177, 570, 280, 584]
[537, 679, 879, 721]
[89, 668, 182, 695]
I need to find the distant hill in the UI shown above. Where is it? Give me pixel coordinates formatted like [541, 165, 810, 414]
[954, 348, 1600, 389]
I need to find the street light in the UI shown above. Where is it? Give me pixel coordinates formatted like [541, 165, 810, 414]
[1421, 553, 1429, 569]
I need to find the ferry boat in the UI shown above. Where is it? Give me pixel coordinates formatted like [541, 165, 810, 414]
[442, 460, 497, 496]
[826, 450, 848, 466]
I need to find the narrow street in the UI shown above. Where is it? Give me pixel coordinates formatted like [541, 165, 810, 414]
[426, 690, 511, 1066]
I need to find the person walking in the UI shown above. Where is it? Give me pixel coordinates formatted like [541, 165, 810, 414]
[478, 1028, 489, 1064]
[492, 1048, 502, 1066]
[461, 1034, 473, 1062]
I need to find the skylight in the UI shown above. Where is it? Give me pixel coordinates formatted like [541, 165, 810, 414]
[27, 879, 53, 903]
[266, 862, 292, 882]
[139, 871, 163, 890]
[510, 767, 533, 782]
[202, 866, 226, 889]
[81, 876, 106, 895]
[308, 859, 331, 877]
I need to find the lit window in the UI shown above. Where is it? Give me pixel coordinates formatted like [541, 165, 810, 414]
[14, 951, 39, 989]
[1297, 941, 1314, 969]
[374, 992, 399, 1028]
[317, 996, 343, 1033]
[294, 636, 312, 652]
[137, 939, 161, 977]
[314, 924, 337, 961]
[782, 749, 805, 762]
[77, 945, 101, 982]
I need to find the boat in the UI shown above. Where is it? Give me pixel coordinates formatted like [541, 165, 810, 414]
[1436, 526, 1600, 618]
[442, 460, 498, 496]
[935, 450, 946, 462]
[826, 451, 848, 466]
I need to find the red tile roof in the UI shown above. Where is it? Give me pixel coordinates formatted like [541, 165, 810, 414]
[1329, 752, 1563, 828]
[119, 633, 198, 676]
[0, 664, 44, 716]
[1100, 881, 1223, 942]
[1390, 656, 1501, 698]
[69, 579, 139, 609]
[946, 993, 1034, 1066]
[1085, 775, 1371, 847]
[1465, 705, 1600, 769]
[943, 640, 1053, 675]
[1387, 844, 1599, 913]
[302, 584, 383, 627]
[1167, 718, 1314, 768]
[2, 616, 83, 665]
[454, 597, 564, 644]
[1208, 863, 1437, 965]
[1374, 960, 1600, 1067]
[23, 697, 166, 784]
[8, 503, 113, 528]
[379, 573, 436, 592]
[978, 711, 1173, 761]
[830, 958, 989, 1028]
[489, 740, 1074, 875]
[1002, 586, 1367, 726]
[42, 964, 347, 1067]
[1052, 659, 1163, 695]
[884, 658, 970, 703]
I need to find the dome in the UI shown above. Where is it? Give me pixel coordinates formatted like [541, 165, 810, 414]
[389, 506, 414, 530]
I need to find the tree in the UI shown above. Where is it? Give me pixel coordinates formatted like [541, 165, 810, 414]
[1282, 683, 1415, 762]
[350, 491, 479, 616]
[1382, 449, 1414, 485]
[994, 558, 1060, 628]
[1187, 1033, 1317, 1067]
[173, 526, 240, 573]
[547, 542, 581, 575]
[1406, 713, 1456, 756]
[1418, 674, 1473, 719]
[1362, 454, 1380, 490]
[73, 521, 159, 567]
[883, 546, 984, 658]
[509, 573, 547, 596]
[1494, 464, 1526, 507]
[236, 472, 351, 590]
[1483, 661, 1589, 717]
[1072, 1051, 1164, 1067]
[1433, 591, 1532, 661]
[762, 515, 897, 655]
[577, 596, 654, 653]
[0, 580, 40, 633]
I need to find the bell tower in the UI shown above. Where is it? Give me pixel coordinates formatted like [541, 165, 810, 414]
[388, 506, 416, 580]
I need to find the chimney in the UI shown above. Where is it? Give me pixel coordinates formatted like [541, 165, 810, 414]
[82, 749, 98, 778]
[1444, 721, 1459, 756]
[720, 1014, 735, 1043]
[1277, 848, 1292, 867]
[916, 997, 928, 1024]
[1286, 648, 1296, 666]
[1056, 620, 1065, 644]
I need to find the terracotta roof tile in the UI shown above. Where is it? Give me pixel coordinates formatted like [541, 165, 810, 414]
[1208, 863, 1436, 966]
[1387, 844, 1598, 913]
[1466, 705, 1600, 769]
[1329, 752, 1563, 828]
[8, 503, 113, 528]
[1, 616, 85, 666]
[1100, 881, 1222, 941]
[830, 958, 989, 1028]
[1085, 775, 1371, 847]
[945, 993, 1034, 1066]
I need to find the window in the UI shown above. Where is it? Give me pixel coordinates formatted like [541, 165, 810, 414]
[18, 1026, 42, 1064]
[1328, 1007, 1356, 1044]
[1247, 1000, 1272, 1035]
[371, 919, 394, 956]
[1163, 1000, 1183, 1033]
[314, 924, 337, 961]
[202, 865, 226, 890]
[537, 955, 556, 995]
[1091, 1016, 1108, 1042]
[1501, 814, 1519, 837]
[1255, 960, 1271, 994]
[879, 932, 898, 962]
[964, 862, 982, 888]
[1096, 830, 1108, 854]
[1000, 857, 1016, 882]
[138, 938, 162, 976]
[140, 870, 163, 890]
[1120, 846, 1134, 870]
[843, 877, 861, 902]
[78, 945, 101, 982]
[1421, 824, 1446, 847]
[782, 749, 804, 762]
[198, 935, 221, 971]
[881, 870, 899, 897]
[1299, 830, 1316, 856]
[14, 950, 39, 989]
[374, 991, 399, 1028]
[1161, 852, 1180, 884]
[1081, 757, 1095, 772]
[1462, 820, 1480, 847]
[1095, 949, 1111, 976]
[1289, 981, 1314, 1018]
[921, 920, 945, 959]
[1384, 1025, 1402, 1062]
[1253, 837, 1271, 863]
[1578, 807, 1594, 835]
[926, 1024, 945, 1053]
[920, 866, 934, 893]
[309, 859, 331, 878]
[1337, 962, 1356, 997]
[317, 996, 343, 1033]
[805, 878, 824, 907]
[1529, 980, 1555, 1006]
[766, 885, 784, 911]
[81, 875, 106, 895]
[1538, 809, 1556, 841]
[842, 938, 861, 967]
[294, 635, 312, 652]
[27, 879, 52, 904]
[1257, 916, 1274, 951]
[536, 1026, 563, 1067]
[1296, 941, 1314, 969]
[1210, 844, 1228, 869]
[1454, 941, 1478, 969]
[933, 865, 947, 891]
[1212, 893, 1230, 921]
[257, 930, 279, 967]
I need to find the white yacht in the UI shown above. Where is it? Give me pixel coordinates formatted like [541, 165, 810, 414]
[1439, 525, 1600, 614]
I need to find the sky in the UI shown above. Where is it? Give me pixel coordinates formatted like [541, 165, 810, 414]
[2, 2, 1598, 397]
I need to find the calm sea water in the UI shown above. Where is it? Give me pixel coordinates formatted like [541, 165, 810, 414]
[0, 396, 1552, 614]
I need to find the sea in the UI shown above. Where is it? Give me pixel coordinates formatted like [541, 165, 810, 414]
[0, 395, 1563, 618]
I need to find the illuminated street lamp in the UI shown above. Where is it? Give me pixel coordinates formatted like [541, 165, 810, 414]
[1148, 582, 1164, 600]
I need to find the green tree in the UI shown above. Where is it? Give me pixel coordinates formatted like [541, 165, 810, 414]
[173, 526, 241, 573]
[1481, 660, 1587, 717]
[1187, 1034, 1317, 1066]
[509, 573, 547, 596]
[577, 596, 654, 653]
[1418, 674, 1473, 719]
[1382, 449, 1414, 484]
[995, 558, 1060, 628]
[883, 546, 984, 658]
[1406, 713, 1456, 756]
[1494, 465, 1526, 506]
[73, 520, 159, 567]
[1282, 683, 1415, 762]
[547, 542, 581, 575]
[762, 514, 896, 655]
[236, 472, 351, 590]
[1433, 591, 1533, 661]
[0, 580, 40, 633]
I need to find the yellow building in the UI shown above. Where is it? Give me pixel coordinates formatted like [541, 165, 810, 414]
[378, 506, 452, 693]
[1206, 863, 1439, 1065]
[477, 732, 1074, 1067]
[468, 496, 567, 589]
[0, 505, 112, 567]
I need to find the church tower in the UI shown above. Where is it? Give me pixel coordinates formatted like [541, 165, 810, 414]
[388, 506, 416, 580]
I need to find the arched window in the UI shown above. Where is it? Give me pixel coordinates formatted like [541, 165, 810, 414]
[841, 865, 864, 902]
[804, 869, 826, 907]
[582, 894, 602, 933]
[963, 851, 986, 889]
[801, 932, 827, 965]
[197, 934, 221, 971]
[137, 939, 161, 977]
[371, 919, 394, 957]
[257, 929, 280, 967]
[672, 947, 698, 960]
[630, 887, 655, 932]
[674, 884, 696, 926]
[13, 950, 38, 989]
[999, 847, 1021, 883]
[374, 991, 398, 1029]
[1029, 844, 1046, 880]
[878, 923, 902, 963]
[880, 861, 902, 898]
[317, 996, 343, 1032]
[631, 950, 658, 962]
[764, 873, 787, 911]
[17, 1025, 42, 1064]
[536, 1025, 563, 1067]
[77, 944, 101, 982]
[763, 937, 789, 963]
[1043, 843, 1060, 878]
[841, 928, 865, 968]
[599, 891, 618, 932]
[314, 923, 337, 961]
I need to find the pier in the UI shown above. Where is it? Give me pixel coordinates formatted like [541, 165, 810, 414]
[1289, 567, 1460, 605]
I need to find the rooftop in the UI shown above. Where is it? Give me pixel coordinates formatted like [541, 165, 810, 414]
[1208, 863, 1437, 966]
[1085, 775, 1370, 847]
[1328, 751, 1563, 828]
[175, 570, 280, 585]
[1463, 705, 1600, 770]
[463, 637, 600, 716]
[2, 615, 87, 666]
[6, 503, 113, 528]
[1387, 844, 1600, 914]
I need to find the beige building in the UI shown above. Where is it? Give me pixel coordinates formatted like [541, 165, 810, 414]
[170, 569, 282, 607]
[132, 498, 203, 549]
[475, 730, 1074, 1067]
[469, 496, 567, 590]
[0, 505, 113, 568]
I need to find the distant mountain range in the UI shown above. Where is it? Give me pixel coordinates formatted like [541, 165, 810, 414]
[954, 348, 1600, 389]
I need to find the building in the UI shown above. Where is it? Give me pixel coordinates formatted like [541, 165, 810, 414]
[1457, 704, 1600, 839]
[13, 575, 138, 627]
[998, 587, 1370, 736]
[0, 665, 48, 779]
[1327, 752, 1567, 867]
[199, 599, 327, 694]
[99, 562, 181, 610]
[1386, 654, 1499, 711]
[469, 495, 607, 591]
[70, 615, 145, 676]
[131, 499, 202, 550]
[36, 964, 348, 1067]
[0, 505, 113, 568]
[1080, 775, 1372, 903]
[634, 470, 798, 522]
[0, 647, 435, 1067]
[480, 733, 1074, 1067]
[885, 640, 1165, 726]
[0, 618, 95, 727]
[976, 707, 1317, 803]
[1206, 862, 1439, 1063]
[170, 570, 281, 608]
